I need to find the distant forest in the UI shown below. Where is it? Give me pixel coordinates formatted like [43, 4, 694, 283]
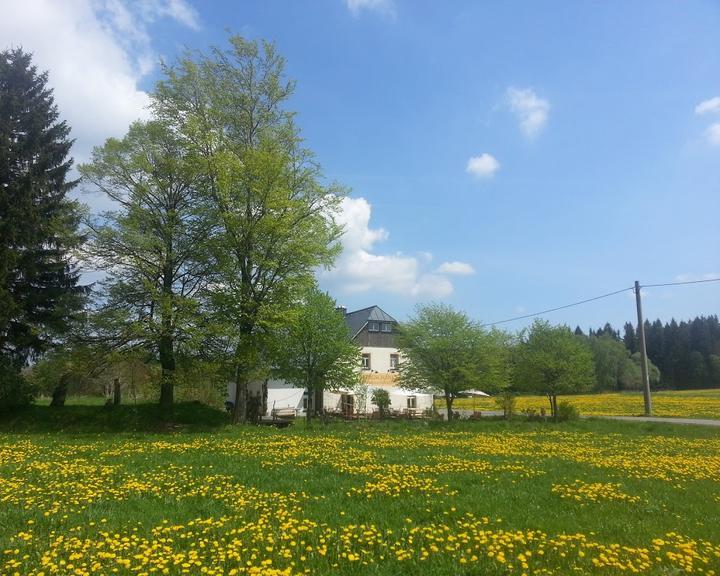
[580, 315, 720, 390]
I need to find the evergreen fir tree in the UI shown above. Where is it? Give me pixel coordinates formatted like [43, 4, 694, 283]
[0, 48, 86, 382]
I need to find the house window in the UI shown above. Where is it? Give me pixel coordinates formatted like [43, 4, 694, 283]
[368, 322, 379, 332]
[390, 354, 399, 370]
[361, 354, 371, 370]
[407, 396, 417, 409]
[381, 323, 392, 332]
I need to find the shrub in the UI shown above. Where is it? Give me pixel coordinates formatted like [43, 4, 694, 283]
[371, 388, 391, 418]
[0, 359, 37, 412]
[494, 389, 516, 419]
[557, 400, 580, 421]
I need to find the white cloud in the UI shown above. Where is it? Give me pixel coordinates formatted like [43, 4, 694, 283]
[326, 197, 464, 298]
[506, 87, 550, 138]
[0, 0, 199, 164]
[345, 0, 395, 17]
[705, 123, 720, 146]
[436, 261, 475, 276]
[139, 0, 200, 30]
[466, 153, 500, 178]
[695, 96, 720, 115]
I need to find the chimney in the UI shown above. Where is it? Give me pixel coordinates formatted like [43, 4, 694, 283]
[336, 305, 347, 316]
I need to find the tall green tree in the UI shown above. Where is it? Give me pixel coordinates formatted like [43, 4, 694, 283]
[273, 287, 360, 420]
[0, 48, 86, 407]
[587, 334, 660, 392]
[397, 303, 511, 419]
[80, 120, 213, 410]
[514, 320, 595, 419]
[152, 36, 343, 422]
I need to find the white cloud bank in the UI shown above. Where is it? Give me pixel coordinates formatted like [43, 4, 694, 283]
[694, 96, 720, 145]
[705, 123, 720, 146]
[506, 87, 550, 138]
[345, 0, 395, 17]
[327, 197, 473, 298]
[466, 153, 500, 178]
[0, 0, 199, 163]
[695, 97, 720, 115]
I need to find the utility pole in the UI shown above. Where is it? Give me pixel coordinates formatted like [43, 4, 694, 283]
[634, 281, 652, 416]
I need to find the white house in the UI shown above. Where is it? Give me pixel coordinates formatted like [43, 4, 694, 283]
[227, 305, 434, 418]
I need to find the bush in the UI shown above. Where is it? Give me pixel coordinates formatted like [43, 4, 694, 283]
[556, 400, 580, 421]
[494, 389, 516, 419]
[371, 388, 390, 418]
[0, 359, 37, 412]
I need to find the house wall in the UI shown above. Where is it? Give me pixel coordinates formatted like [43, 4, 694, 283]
[360, 346, 401, 373]
[228, 379, 433, 417]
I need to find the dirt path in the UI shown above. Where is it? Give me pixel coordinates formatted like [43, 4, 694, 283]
[597, 415, 720, 427]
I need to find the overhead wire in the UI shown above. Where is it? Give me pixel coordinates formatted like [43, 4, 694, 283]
[480, 286, 634, 327]
[641, 277, 720, 288]
[480, 277, 719, 328]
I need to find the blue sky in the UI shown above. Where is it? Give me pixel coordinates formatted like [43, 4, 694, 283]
[3, 0, 719, 331]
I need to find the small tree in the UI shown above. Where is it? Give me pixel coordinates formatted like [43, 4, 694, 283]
[273, 287, 360, 420]
[371, 388, 390, 418]
[514, 319, 595, 420]
[397, 303, 511, 420]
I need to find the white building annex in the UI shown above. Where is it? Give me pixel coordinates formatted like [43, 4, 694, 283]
[227, 305, 434, 419]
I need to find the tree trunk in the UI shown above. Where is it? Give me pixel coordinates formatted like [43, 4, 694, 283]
[159, 332, 175, 412]
[113, 377, 121, 406]
[50, 373, 71, 407]
[445, 392, 454, 421]
[551, 394, 558, 421]
[232, 363, 248, 424]
[158, 262, 176, 412]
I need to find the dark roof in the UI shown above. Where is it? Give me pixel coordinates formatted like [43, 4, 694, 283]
[344, 305, 398, 338]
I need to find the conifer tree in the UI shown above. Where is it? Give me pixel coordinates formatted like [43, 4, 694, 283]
[0, 48, 85, 406]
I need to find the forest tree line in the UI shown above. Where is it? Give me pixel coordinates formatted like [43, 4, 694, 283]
[579, 315, 720, 390]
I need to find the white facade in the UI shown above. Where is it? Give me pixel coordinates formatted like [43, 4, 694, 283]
[227, 378, 433, 418]
[360, 346, 401, 373]
[226, 305, 434, 418]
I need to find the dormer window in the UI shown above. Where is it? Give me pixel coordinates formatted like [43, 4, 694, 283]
[368, 322, 379, 332]
[381, 323, 392, 332]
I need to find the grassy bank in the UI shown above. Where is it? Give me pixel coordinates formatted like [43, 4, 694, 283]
[1, 411, 719, 574]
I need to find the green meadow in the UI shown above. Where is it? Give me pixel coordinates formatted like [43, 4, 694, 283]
[1, 405, 719, 575]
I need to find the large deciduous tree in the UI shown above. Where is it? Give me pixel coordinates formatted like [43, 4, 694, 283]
[152, 36, 343, 422]
[0, 48, 86, 408]
[515, 319, 595, 419]
[397, 303, 511, 419]
[273, 287, 360, 420]
[80, 120, 213, 410]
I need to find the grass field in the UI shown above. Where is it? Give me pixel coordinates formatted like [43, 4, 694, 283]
[448, 389, 720, 419]
[1, 405, 720, 575]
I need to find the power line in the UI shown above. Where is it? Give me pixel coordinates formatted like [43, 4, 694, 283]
[480, 286, 634, 328]
[480, 276, 720, 328]
[642, 277, 720, 288]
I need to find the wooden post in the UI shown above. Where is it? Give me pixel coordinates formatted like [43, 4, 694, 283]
[634, 281, 652, 416]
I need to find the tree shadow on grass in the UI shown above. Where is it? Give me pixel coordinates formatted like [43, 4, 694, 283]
[0, 401, 230, 434]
